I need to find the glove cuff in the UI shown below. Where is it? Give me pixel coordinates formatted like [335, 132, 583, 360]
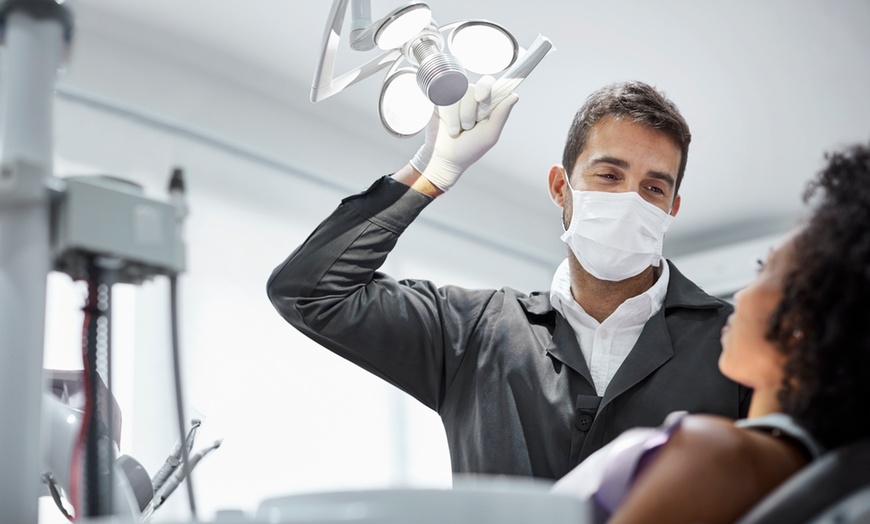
[414, 151, 462, 192]
[409, 146, 431, 180]
[410, 147, 459, 192]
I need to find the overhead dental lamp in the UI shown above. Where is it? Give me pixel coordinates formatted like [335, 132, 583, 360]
[311, 0, 553, 137]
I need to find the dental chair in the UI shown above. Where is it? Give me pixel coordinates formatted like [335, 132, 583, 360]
[738, 438, 870, 524]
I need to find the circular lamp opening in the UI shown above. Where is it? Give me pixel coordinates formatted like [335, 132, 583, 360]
[448, 21, 518, 75]
[375, 3, 432, 50]
[379, 69, 434, 137]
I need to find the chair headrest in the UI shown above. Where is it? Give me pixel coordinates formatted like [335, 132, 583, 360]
[738, 438, 870, 524]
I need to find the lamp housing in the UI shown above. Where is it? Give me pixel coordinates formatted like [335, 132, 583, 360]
[311, 0, 553, 137]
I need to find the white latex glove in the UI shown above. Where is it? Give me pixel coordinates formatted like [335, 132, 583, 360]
[409, 76, 519, 192]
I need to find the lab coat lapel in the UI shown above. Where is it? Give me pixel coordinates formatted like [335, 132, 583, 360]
[546, 314, 595, 390]
[600, 308, 673, 409]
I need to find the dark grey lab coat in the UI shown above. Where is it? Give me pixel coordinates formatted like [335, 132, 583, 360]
[268, 176, 751, 481]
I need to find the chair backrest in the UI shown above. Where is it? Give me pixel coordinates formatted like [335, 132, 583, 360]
[738, 438, 870, 524]
[808, 485, 870, 524]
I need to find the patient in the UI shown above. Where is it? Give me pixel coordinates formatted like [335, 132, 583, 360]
[552, 140, 870, 523]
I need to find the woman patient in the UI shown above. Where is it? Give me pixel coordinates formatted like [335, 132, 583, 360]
[552, 141, 870, 523]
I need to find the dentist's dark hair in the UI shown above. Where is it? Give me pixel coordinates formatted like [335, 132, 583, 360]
[562, 81, 691, 196]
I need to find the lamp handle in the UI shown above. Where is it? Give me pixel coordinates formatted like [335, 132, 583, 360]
[476, 35, 554, 121]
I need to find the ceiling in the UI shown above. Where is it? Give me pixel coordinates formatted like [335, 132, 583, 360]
[59, 0, 870, 258]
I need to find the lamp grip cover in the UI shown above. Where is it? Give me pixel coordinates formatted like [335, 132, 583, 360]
[477, 35, 554, 121]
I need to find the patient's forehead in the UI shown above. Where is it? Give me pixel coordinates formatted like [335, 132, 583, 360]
[768, 228, 801, 270]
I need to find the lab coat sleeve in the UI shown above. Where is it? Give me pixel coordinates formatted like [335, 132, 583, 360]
[266, 175, 496, 412]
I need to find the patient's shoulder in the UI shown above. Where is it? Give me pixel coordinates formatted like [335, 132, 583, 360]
[666, 415, 755, 466]
[666, 414, 809, 489]
[609, 415, 810, 524]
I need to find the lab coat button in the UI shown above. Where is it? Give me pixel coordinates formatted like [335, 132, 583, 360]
[576, 414, 593, 432]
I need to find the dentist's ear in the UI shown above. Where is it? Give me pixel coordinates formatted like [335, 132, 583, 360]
[548, 165, 568, 207]
[670, 194, 682, 217]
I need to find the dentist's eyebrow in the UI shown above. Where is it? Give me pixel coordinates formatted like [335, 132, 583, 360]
[648, 171, 676, 188]
[589, 155, 629, 169]
[588, 155, 676, 188]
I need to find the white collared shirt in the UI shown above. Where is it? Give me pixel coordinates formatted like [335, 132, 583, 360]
[549, 258, 670, 396]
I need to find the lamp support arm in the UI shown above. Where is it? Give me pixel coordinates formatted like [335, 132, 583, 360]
[311, 0, 415, 103]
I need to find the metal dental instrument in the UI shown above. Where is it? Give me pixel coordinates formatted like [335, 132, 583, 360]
[150, 419, 201, 494]
[150, 439, 223, 512]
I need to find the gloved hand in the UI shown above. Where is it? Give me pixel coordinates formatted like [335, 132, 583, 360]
[410, 76, 520, 192]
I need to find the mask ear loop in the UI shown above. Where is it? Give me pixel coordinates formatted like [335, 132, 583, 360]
[563, 165, 576, 192]
[558, 166, 574, 231]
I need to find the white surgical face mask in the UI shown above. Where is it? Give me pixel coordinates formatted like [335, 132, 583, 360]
[560, 176, 673, 282]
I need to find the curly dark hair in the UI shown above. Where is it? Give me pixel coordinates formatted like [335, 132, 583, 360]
[768, 140, 870, 450]
[561, 81, 692, 195]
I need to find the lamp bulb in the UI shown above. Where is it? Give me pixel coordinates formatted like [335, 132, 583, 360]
[410, 35, 467, 106]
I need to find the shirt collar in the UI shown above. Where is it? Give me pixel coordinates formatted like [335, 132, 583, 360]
[549, 258, 671, 327]
[516, 260, 726, 317]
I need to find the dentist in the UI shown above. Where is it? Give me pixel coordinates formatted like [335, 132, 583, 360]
[268, 79, 749, 480]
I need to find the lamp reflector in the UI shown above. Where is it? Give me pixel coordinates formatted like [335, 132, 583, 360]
[449, 21, 518, 75]
[380, 69, 434, 137]
[375, 4, 432, 50]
